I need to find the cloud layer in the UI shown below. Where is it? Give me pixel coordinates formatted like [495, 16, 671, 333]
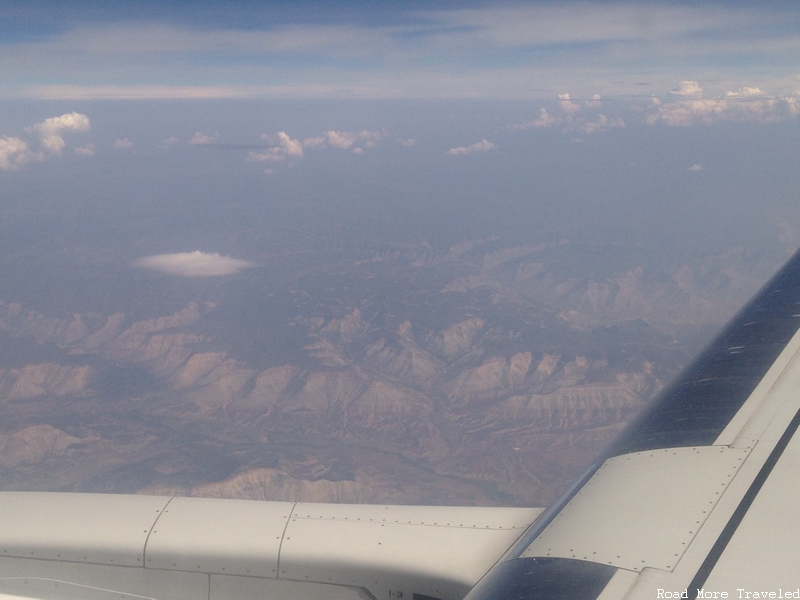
[510, 81, 800, 138]
[133, 251, 256, 277]
[5, 4, 798, 100]
[646, 94, 800, 126]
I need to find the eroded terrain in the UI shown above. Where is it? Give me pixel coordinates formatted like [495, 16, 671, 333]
[0, 239, 784, 506]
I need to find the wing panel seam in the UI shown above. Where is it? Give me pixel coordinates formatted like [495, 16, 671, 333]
[142, 496, 174, 569]
[688, 407, 800, 597]
[275, 501, 297, 580]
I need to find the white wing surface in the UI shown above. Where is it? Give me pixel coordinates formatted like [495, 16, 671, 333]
[0, 494, 539, 600]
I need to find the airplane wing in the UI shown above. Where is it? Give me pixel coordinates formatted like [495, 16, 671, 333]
[3, 248, 800, 600]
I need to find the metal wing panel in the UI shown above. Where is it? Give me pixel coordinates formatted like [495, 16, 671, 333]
[144, 496, 294, 577]
[0, 492, 170, 567]
[521, 446, 750, 571]
[280, 504, 541, 600]
[702, 417, 800, 590]
[0, 556, 208, 600]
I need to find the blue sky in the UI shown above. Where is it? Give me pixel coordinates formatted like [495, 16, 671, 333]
[2, 1, 800, 100]
[2, 0, 800, 267]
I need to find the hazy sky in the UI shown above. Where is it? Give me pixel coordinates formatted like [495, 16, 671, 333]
[2, 0, 800, 271]
[2, 0, 800, 100]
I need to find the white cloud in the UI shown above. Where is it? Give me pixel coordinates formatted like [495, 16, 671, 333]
[276, 131, 303, 157]
[398, 138, 416, 146]
[0, 137, 41, 170]
[535, 109, 561, 127]
[247, 131, 304, 163]
[302, 130, 387, 151]
[580, 114, 625, 134]
[669, 81, 703, 96]
[159, 136, 179, 148]
[512, 98, 621, 135]
[446, 139, 496, 155]
[249, 129, 386, 170]
[689, 163, 703, 171]
[512, 83, 795, 135]
[326, 129, 386, 150]
[726, 86, 766, 97]
[646, 95, 800, 126]
[29, 112, 90, 154]
[327, 130, 356, 149]
[74, 144, 95, 156]
[559, 98, 581, 116]
[302, 135, 327, 149]
[114, 138, 134, 149]
[511, 107, 561, 130]
[0, 112, 90, 170]
[188, 132, 218, 145]
[133, 251, 256, 277]
[641, 81, 800, 125]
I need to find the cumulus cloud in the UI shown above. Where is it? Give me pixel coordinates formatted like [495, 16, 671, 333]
[646, 96, 799, 126]
[114, 138, 134, 149]
[512, 95, 621, 135]
[248, 128, 387, 170]
[0, 137, 41, 171]
[583, 98, 602, 108]
[327, 130, 357, 149]
[189, 132, 219, 145]
[247, 131, 304, 163]
[511, 83, 798, 134]
[640, 81, 800, 126]
[29, 112, 91, 154]
[446, 139, 496, 155]
[276, 131, 303, 156]
[0, 112, 90, 170]
[398, 138, 416, 146]
[689, 163, 703, 171]
[558, 97, 581, 116]
[670, 81, 703, 96]
[303, 129, 387, 151]
[74, 144, 95, 156]
[511, 107, 561, 130]
[580, 114, 625, 134]
[159, 137, 179, 148]
[133, 251, 256, 277]
[726, 86, 766, 97]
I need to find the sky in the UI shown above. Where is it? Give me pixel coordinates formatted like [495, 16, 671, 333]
[2, 0, 800, 100]
[1, 0, 800, 277]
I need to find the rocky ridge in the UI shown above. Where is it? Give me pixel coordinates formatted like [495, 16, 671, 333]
[0, 241, 784, 505]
